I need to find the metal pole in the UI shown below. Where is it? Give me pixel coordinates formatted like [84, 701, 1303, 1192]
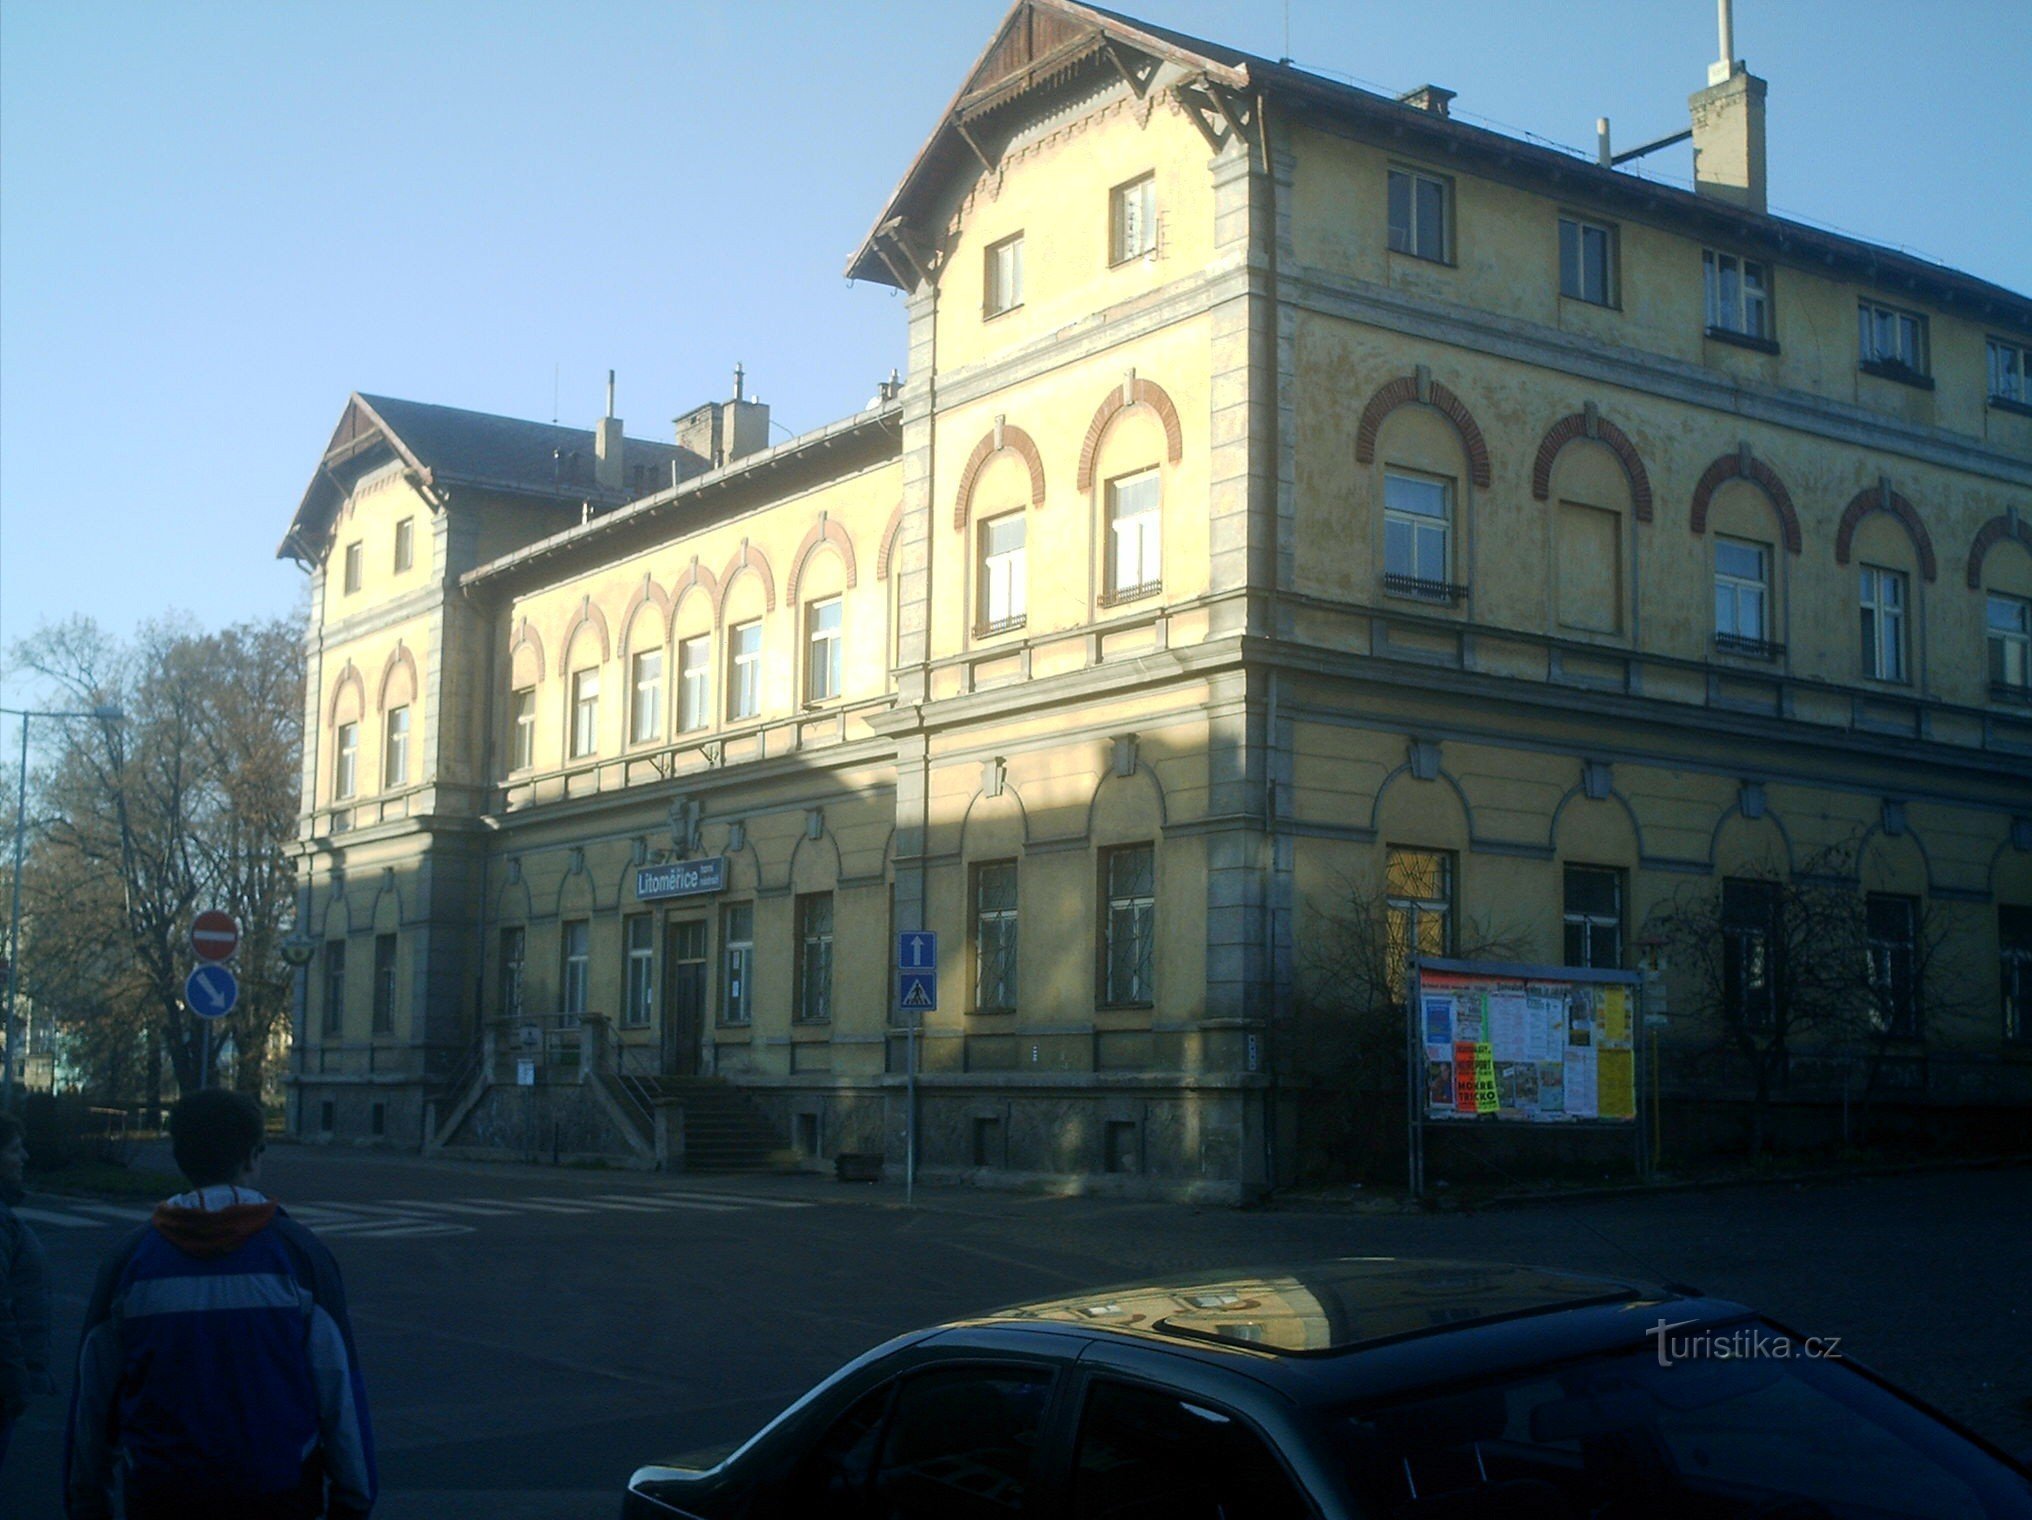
[3, 717, 29, 1111]
[905, 1018, 917, 1206]
[200, 1019, 212, 1092]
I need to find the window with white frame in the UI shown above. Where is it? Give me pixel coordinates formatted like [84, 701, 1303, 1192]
[1865, 893, 1920, 1039]
[1988, 339, 2030, 405]
[1385, 847, 1454, 996]
[393, 517, 414, 573]
[1105, 469, 1162, 600]
[1387, 167, 1449, 261]
[1990, 593, 2031, 694]
[1858, 300, 1928, 376]
[1111, 173, 1156, 264]
[806, 598, 842, 703]
[623, 914, 654, 1028]
[561, 920, 589, 1016]
[382, 704, 410, 788]
[342, 541, 363, 595]
[1703, 250, 1771, 340]
[1713, 537, 1772, 652]
[973, 861, 1018, 1013]
[985, 233, 1024, 316]
[721, 902, 753, 1025]
[510, 686, 535, 771]
[334, 721, 359, 799]
[728, 620, 762, 720]
[1101, 844, 1155, 1007]
[796, 893, 833, 1023]
[322, 941, 346, 1035]
[1382, 470, 1452, 594]
[1562, 864, 1623, 970]
[1859, 566, 1908, 683]
[1559, 216, 1615, 305]
[372, 933, 397, 1035]
[630, 647, 663, 743]
[980, 513, 1027, 633]
[569, 667, 600, 757]
[678, 635, 711, 732]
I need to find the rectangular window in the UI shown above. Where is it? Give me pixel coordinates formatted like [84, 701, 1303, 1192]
[1105, 469, 1162, 601]
[1111, 173, 1156, 264]
[678, 635, 711, 731]
[796, 893, 833, 1023]
[382, 704, 410, 788]
[721, 902, 753, 1025]
[985, 232, 1024, 316]
[728, 620, 762, 720]
[499, 926, 526, 1018]
[1563, 865, 1624, 970]
[570, 667, 600, 757]
[372, 932, 397, 1035]
[2002, 906, 2032, 1044]
[1859, 566, 1908, 683]
[1703, 249, 1772, 339]
[623, 914, 654, 1028]
[342, 541, 363, 595]
[1722, 878, 1780, 1029]
[1988, 593, 2031, 695]
[1858, 300, 1929, 376]
[334, 720, 359, 801]
[630, 648, 663, 743]
[561, 920, 589, 1015]
[1387, 167, 1449, 261]
[806, 597, 843, 703]
[510, 686, 536, 771]
[1385, 847, 1454, 994]
[1558, 216, 1615, 305]
[1382, 470, 1452, 595]
[1713, 537, 1771, 653]
[322, 941, 346, 1036]
[1988, 338, 2030, 405]
[973, 860, 1019, 1013]
[980, 513, 1027, 633]
[1865, 894, 1919, 1039]
[393, 517, 414, 573]
[1101, 843, 1156, 1007]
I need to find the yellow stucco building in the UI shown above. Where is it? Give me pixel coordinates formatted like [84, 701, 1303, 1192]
[280, 1, 2031, 1199]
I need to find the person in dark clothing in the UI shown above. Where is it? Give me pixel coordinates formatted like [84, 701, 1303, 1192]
[1, 1110, 56, 1471]
[66, 1090, 376, 1520]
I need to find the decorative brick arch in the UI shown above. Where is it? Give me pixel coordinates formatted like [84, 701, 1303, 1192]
[665, 558, 720, 640]
[617, 574, 672, 658]
[1689, 449, 1803, 554]
[375, 642, 418, 712]
[875, 504, 905, 581]
[785, 513, 860, 605]
[559, 595, 613, 666]
[1353, 375, 1493, 488]
[1530, 410, 1654, 522]
[1074, 376, 1185, 492]
[1966, 513, 2032, 589]
[508, 618, 546, 684]
[714, 538, 777, 626]
[325, 661, 365, 727]
[1834, 482, 1937, 582]
[952, 424, 1046, 532]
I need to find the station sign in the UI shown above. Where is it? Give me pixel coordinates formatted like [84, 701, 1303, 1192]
[636, 856, 727, 902]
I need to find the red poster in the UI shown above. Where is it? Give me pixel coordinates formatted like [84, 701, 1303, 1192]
[1452, 1041, 1479, 1114]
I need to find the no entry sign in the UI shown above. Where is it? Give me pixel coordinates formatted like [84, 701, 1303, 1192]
[190, 910, 240, 964]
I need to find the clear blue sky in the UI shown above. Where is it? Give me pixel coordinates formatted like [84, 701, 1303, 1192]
[3, 0, 2027, 700]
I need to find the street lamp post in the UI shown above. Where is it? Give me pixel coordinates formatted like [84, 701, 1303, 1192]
[3, 703, 123, 1111]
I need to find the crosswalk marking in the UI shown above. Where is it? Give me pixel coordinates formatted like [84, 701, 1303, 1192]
[657, 1190, 811, 1211]
[587, 1193, 747, 1214]
[481, 1198, 598, 1214]
[72, 1203, 155, 1221]
[385, 1199, 523, 1217]
[14, 1206, 107, 1228]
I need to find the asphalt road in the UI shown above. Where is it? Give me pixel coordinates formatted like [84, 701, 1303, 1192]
[7, 1150, 2026, 1518]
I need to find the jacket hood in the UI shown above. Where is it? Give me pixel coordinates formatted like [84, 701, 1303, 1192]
[151, 1200, 278, 1259]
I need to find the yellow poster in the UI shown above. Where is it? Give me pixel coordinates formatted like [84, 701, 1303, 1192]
[1601, 986, 1631, 1045]
[1473, 1043, 1499, 1113]
[1596, 1047, 1636, 1119]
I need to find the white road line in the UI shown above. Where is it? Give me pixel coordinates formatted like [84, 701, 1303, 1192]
[468, 1198, 597, 1214]
[654, 1191, 812, 1210]
[524, 1194, 707, 1214]
[383, 1199, 523, 1217]
[321, 1221, 473, 1239]
[14, 1206, 106, 1228]
[587, 1193, 747, 1214]
[70, 1203, 156, 1221]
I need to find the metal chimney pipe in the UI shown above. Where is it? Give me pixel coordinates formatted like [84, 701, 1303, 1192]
[1717, 0, 1734, 67]
[1596, 117, 1612, 167]
[606, 369, 616, 419]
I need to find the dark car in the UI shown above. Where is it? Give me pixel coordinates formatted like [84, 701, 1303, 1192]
[624, 1257, 2031, 1518]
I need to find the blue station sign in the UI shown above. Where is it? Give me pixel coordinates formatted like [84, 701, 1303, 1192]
[635, 856, 727, 902]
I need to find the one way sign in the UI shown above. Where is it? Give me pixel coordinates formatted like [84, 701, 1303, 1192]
[897, 932, 937, 972]
[896, 931, 938, 1014]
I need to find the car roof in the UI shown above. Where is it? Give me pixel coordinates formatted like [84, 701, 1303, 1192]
[944, 1258, 1751, 1403]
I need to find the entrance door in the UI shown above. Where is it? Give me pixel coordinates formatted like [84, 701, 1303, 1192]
[661, 919, 708, 1075]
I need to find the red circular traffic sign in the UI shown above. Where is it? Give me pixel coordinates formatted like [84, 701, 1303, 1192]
[190, 909, 240, 964]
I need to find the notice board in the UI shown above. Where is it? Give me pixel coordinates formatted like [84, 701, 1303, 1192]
[1413, 959, 1639, 1124]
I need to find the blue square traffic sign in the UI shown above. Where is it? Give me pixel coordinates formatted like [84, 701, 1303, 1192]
[896, 931, 938, 971]
[898, 970, 937, 1012]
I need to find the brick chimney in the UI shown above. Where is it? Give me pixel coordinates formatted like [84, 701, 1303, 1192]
[674, 363, 771, 470]
[1689, 0, 1767, 214]
[594, 369, 625, 492]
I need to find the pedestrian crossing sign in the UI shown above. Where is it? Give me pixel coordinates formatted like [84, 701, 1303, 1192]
[898, 970, 937, 1011]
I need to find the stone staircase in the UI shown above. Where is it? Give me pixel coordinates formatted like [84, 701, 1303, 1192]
[607, 1073, 787, 1173]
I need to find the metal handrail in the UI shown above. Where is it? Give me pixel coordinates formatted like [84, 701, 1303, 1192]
[609, 1037, 660, 1126]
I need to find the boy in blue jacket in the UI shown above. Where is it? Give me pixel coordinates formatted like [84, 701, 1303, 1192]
[66, 1090, 376, 1520]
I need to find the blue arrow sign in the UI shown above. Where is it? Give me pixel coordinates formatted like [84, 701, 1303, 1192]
[897, 931, 938, 971]
[185, 964, 238, 1020]
[897, 970, 937, 1012]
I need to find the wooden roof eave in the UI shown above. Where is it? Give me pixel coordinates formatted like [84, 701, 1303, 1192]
[275, 392, 442, 561]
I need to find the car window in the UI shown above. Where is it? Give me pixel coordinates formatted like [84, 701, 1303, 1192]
[1334, 1332, 2028, 1519]
[785, 1381, 892, 1515]
[1072, 1378, 1313, 1519]
[868, 1363, 1053, 1519]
